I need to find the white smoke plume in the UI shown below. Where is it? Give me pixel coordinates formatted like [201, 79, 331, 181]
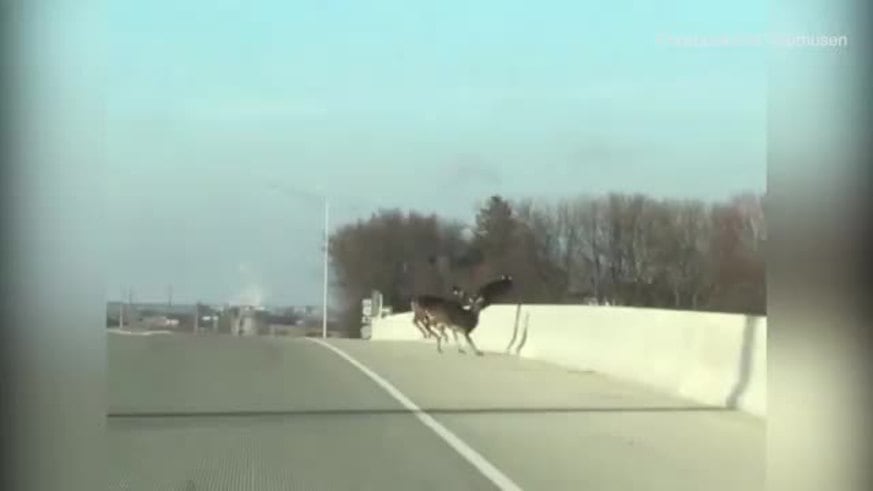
[230, 262, 270, 307]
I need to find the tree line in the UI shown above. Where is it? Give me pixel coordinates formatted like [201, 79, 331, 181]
[329, 191, 765, 334]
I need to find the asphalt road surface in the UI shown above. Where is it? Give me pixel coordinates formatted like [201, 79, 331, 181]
[107, 333, 765, 490]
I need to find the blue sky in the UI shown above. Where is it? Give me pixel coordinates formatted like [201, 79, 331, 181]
[101, 0, 767, 305]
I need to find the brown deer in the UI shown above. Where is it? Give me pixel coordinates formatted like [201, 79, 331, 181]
[412, 286, 473, 347]
[410, 285, 473, 339]
[410, 294, 444, 338]
[421, 275, 513, 355]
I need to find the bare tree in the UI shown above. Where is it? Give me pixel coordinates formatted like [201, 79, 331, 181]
[330, 190, 766, 318]
[329, 209, 472, 335]
[569, 196, 607, 304]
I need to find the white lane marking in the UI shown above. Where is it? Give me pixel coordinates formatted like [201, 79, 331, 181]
[308, 338, 523, 491]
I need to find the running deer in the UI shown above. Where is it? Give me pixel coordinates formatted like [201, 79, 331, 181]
[410, 294, 445, 339]
[421, 275, 514, 355]
[410, 286, 473, 339]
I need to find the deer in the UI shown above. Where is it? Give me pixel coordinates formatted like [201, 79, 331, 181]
[410, 285, 473, 340]
[412, 285, 474, 347]
[420, 275, 514, 356]
[467, 274, 513, 311]
[410, 294, 445, 339]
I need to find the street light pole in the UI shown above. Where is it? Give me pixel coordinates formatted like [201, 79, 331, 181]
[322, 197, 329, 339]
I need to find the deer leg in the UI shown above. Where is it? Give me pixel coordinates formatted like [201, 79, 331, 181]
[421, 321, 432, 338]
[451, 327, 465, 354]
[427, 318, 442, 340]
[413, 318, 428, 338]
[423, 320, 435, 339]
[435, 331, 443, 353]
[413, 313, 432, 338]
[463, 331, 483, 356]
[432, 323, 444, 353]
[422, 320, 434, 339]
[431, 323, 447, 344]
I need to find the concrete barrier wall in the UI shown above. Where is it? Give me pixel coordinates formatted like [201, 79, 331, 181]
[371, 305, 766, 418]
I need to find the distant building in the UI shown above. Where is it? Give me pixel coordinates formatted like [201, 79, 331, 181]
[232, 305, 268, 336]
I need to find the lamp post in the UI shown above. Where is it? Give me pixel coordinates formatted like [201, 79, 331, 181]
[322, 197, 329, 339]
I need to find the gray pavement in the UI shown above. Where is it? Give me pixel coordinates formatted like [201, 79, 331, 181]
[107, 333, 765, 490]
